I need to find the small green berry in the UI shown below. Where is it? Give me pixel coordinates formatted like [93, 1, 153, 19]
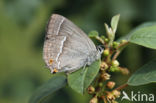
[120, 39, 127, 44]
[99, 82, 103, 87]
[112, 60, 119, 67]
[101, 35, 105, 40]
[113, 42, 119, 48]
[103, 49, 109, 56]
[104, 38, 109, 43]
[110, 66, 120, 72]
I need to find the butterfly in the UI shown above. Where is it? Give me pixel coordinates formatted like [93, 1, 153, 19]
[43, 14, 102, 73]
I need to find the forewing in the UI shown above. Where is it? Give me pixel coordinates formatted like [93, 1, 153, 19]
[46, 14, 97, 51]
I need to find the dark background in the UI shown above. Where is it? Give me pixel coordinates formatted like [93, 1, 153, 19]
[0, 0, 156, 103]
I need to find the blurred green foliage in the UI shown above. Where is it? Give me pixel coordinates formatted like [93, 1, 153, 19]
[0, 0, 156, 103]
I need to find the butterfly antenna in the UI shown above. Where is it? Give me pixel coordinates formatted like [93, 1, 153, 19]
[97, 45, 104, 54]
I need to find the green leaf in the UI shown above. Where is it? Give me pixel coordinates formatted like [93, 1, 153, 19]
[29, 75, 67, 103]
[88, 31, 102, 45]
[88, 30, 99, 37]
[111, 14, 120, 33]
[117, 22, 156, 41]
[104, 23, 114, 45]
[84, 59, 101, 90]
[67, 67, 88, 94]
[67, 60, 101, 94]
[119, 22, 156, 49]
[128, 59, 156, 86]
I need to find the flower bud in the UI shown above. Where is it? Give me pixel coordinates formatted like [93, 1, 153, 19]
[105, 23, 114, 44]
[90, 96, 98, 103]
[103, 49, 109, 56]
[112, 60, 119, 67]
[107, 92, 115, 101]
[88, 86, 95, 94]
[101, 73, 111, 81]
[112, 101, 118, 103]
[107, 81, 116, 89]
[112, 90, 121, 98]
[119, 67, 130, 75]
[100, 62, 108, 70]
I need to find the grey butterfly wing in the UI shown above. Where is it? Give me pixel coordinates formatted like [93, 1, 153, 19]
[43, 36, 67, 72]
[46, 14, 96, 51]
[57, 36, 90, 73]
[43, 35, 88, 72]
[43, 14, 98, 73]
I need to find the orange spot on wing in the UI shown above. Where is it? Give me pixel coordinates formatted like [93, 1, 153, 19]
[53, 68, 58, 73]
[49, 59, 53, 65]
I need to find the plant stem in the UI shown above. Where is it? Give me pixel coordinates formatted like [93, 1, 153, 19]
[115, 83, 128, 91]
[112, 41, 129, 61]
[117, 41, 129, 49]
[112, 50, 120, 61]
[96, 36, 105, 44]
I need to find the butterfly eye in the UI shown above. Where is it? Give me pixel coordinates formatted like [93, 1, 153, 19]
[49, 59, 53, 65]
